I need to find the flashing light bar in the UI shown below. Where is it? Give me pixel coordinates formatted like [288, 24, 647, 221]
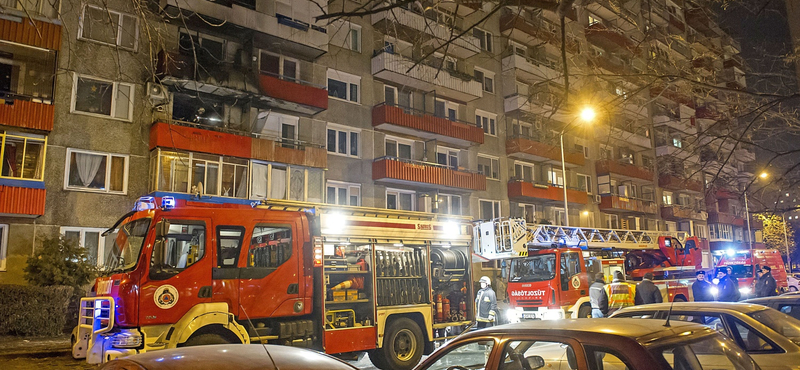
[133, 196, 156, 211]
[161, 196, 176, 209]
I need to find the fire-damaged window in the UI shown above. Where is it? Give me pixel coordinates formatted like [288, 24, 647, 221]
[172, 93, 224, 126]
[248, 225, 292, 268]
[150, 220, 206, 280]
[179, 31, 225, 63]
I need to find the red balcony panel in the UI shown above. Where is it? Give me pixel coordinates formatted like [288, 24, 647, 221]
[149, 121, 252, 159]
[599, 195, 658, 214]
[507, 181, 588, 204]
[372, 104, 484, 145]
[0, 185, 45, 216]
[251, 138, 327, 169]
[0, 17, 61, 50]
[596, 160, 654, 182]
[372, 158, 486, 191]
[0, 100, 54, 131]
[585, 23, 636, 53]
[258, 74, 328, 112]
[506, 138, 585, 166]
[658, 175, 703, 192]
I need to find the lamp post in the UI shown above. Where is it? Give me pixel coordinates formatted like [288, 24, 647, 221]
[559, 107, 596, 227]
[783, 211, 791, 270]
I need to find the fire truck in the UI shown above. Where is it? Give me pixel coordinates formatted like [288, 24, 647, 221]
[716, 248, 788, 297]
[474, 218, 709, 321]
[72, 196, 474, 369]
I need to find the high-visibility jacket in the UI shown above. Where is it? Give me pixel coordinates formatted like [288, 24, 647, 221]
[605, 281, 636, 311]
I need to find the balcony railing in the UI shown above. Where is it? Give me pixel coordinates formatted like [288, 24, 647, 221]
[708, 211, 740, 225]
[0, 16, 61, 50]
[371, 4, 480, 58]
[661, 205, 707, 221]
[372, 102, 484, 146]
[258, 71, 328, 113]
[499, 10, 580, 54]
[585, 23, 636, 53]
[0, 98, 54, 131]
[501, 53, 562, 85]
[658, 175, 703, 193]
[507, 180, 588, 204]
[0, 182, 45, 217]
[371, 51, 482, 102]
[506, 134, 586, 166]
[596, 159, 654, 181]
[372, 157, 486, 191]
[599, 195, 659, 214]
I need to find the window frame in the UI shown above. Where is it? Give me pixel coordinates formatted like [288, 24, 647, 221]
[479, 199, 501, 220]
[437, 193, 461, 216]
[259, 51, 300, 81]
[434, 98, 459, 121]
[70, 73, 135, 122]
[473, 67, 494, 94]
[326, 123, 360, 158]
[436, 146, 459, 170]
[78, 4, 139, 51]
[326, 180, 361, 206]
[385, 135, 415, 160]
[0, 132, 47, 181]
[478, 155, 500, 180]
[60, 226, 114, 268]
[475, 109, 497, 136]
[472, 27, 493, 52]
[386, 188, 416, 211]
[514, 161, 535, 183]
[327, 69, 361, 103]
[64, 148, 129, 194]
[577, 173, 592, 194]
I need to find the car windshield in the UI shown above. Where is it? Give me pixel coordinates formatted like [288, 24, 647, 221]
[103, 218, 151, 274]
[748, 308, 800, 345]
[510, 253, 556, 283]
[653, 333, 757, 370]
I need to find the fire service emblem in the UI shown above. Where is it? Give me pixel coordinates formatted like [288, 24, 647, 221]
[155, 285, 179, 309]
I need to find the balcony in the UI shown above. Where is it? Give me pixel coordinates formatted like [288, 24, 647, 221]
[686, 8, 722, 38]
[506, 135, 585, 167]
[722, 67, 746, 89]
[502, 54, 562, 85]
[659, 175, 703, 193]
[371, 6, 480, 58]
[610, 127, 651, 148]
[499, 10, 580, 55]
[372, 103, 483, 147]
[695, 105, 722, 120]
[0, 99, 54, 131]
[650, 85, 694, 108]
[668, 13, 686, 33]
[661, 205, 707, 221]
[504, 93, 570, 123]
[734, 146, 755, 162]
[0, 182, 45, 217]
[250, 137, 327, 169]
[723, 54, 744, 69]
[507, 180, 588, 205]
[161, 0, 327, 59]
[692, 56, 720, 74]
[599, 195, 658, 214]
[708, 211, 739, 225]
[585, 23, 636, 54]
[655, 144, 699, 163]
[371, 52, 482, 102]
[587, 55, 629, 75]
[258, 73, 328, 114]
[0, 15, 61, 50]
[372, 157, 486, 191]
[596, 160, 654, 182]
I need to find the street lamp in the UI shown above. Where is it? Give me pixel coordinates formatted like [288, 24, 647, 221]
[560, 106, 596, 227]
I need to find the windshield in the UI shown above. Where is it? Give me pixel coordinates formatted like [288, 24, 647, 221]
[748, 308, 800, 345]
[103, 218, 151, 273]
[722, 265, 753, 279]
[509, 253, 556, 283]
[653, 333, 757, 370]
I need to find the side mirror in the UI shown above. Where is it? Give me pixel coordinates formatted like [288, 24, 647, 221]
[525, 355, 545, 370]
[155, 219, 170, 239]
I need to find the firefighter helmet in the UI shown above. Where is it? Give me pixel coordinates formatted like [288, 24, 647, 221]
[479, 276, 491, 286]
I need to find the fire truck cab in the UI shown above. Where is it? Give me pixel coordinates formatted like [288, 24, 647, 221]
[72, 196, 474, 370]
[716, 249, 788, 297]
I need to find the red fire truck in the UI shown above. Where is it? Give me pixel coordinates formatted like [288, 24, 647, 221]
[716, 248, 788, 297]
[474, 219, 702, 320]
[72, 196, 474, 369]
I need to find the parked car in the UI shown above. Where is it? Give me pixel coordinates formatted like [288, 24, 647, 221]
[747, 294, 800, 320]
[414, 318, 757, 370]
[787, 274, 799, 292]
[610, 302, 800, 369]
[98, 344, 358, 370]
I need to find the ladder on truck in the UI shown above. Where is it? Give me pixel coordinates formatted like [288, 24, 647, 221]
[474, 218, 689, 259]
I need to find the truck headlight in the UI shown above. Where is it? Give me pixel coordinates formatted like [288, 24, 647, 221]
[111, 332, 142, 348]
[506, 308, 521, 323]
[710, 287, 719, 296]
[739, 287, 752, 295]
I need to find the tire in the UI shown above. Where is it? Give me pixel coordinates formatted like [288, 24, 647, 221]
[181, 333, 231, 347]
[577, 304, 592, 318]
[790, 286, 798, 292]
[375, 317, 424, 370]
[672, 296, 687, 302]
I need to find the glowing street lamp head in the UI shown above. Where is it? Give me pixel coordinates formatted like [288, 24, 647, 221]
[759, 172, 768, 179]
[579, 107, 596, 123]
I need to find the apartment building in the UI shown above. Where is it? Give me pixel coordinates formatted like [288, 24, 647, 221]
[0, 0, 759, 282]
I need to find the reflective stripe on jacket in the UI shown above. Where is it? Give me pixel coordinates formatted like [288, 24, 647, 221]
[605, 282, 635, 310]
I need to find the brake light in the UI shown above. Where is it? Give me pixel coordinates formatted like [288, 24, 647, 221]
[313, 236, 323, 267]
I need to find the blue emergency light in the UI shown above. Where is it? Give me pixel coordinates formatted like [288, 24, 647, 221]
[133, 196, 156, 211]
[161, 196, 176, 209]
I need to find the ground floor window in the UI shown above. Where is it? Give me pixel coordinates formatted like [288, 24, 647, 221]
[480, 199, 501, 220]
[326, 181, 360, 206]
[387, 188, 415, 211]
[60, 227, 117, 267]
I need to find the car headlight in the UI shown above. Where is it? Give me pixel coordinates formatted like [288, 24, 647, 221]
[739, 287, 752, 295]
[111, 332, 142, 348]
[506, 308, 521, 323]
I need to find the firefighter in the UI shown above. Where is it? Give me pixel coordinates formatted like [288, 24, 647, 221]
[691, 270, 714, 302]
[605, 271, 635, 314]
[475, 276, 497, 328]
[634, 272, 663, 305]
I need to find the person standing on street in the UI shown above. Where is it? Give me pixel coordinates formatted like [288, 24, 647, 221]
[727, 266, 741, 301]
[756, 266, 778, 297]
[634, 272, 663, 305]
[475, 276, 497, 328]
[589, 273, 609, 318]
[715, 269, 738, 302]
[691, 270, 714, 301]
[605, 271, 635, 315]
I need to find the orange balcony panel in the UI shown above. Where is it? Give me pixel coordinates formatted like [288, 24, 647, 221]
[149, 122, 252, 159]
[0, 100, 54, 131]
[258, 74, 328, 113]
[599, 195, 658, 214]
[0, 185, 45, 216]
[0, 17, 61, 50]
[372, 104, 484, 145]
[507, 181, 588, 204]
[372, 158, 486, 191]
[251, 138, 327, 169]
[658, 175, 702, 192]
[596, 160, 654, 182]
[506, 137, 585, 166]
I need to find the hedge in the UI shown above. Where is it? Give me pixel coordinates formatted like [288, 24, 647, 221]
[0, 284, 74, 336]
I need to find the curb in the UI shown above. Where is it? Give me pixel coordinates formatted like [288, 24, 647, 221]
[0, 348, 71, 360]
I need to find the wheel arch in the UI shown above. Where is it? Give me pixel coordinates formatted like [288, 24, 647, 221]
[166, 303, 249, 348]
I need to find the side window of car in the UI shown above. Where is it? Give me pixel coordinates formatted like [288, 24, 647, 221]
[612, 312, 657, 319]
[728, 317, 776, 353]
[667, 313, 725, 332]
[426, 340, 496, 370]
[778, 304, 800, 320]
[502, 340, 578, 370]
[584, 345, 633, 370]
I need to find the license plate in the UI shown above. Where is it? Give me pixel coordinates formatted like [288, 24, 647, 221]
[521, 312, 540, 319]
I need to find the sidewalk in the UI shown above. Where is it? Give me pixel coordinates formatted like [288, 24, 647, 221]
[0, 335, 72, 358]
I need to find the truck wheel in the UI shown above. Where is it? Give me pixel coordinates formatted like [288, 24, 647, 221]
[377, 317, 423, 370]
[182, 333, 231, 347]
[577, 304, 592, 318]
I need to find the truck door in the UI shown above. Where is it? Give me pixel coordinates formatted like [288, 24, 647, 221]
[238, 220, 304, 318]
[140, 217, 213, 326]
[559, 251, 587, 306]
[211, 225, 247, 316]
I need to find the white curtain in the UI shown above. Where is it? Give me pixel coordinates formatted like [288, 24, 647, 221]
[75, 152, 103, 187]
[235, 167, 248, 198]
[271, 167, 286, 199]
[251, 163, 268, 199]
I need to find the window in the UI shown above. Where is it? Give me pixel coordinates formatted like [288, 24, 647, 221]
[516, 203, 537, 224]
[672, 136, 683, 148]
[606, 214, 619, 229]
[248, 225, 292, 268]
[476, 110, 496, 136]
[514, 162, 534, 183]
[260, 52, 299, 80]
[436, 147, 459, 170]
[384, 85, 412, 108]
[327, 69, 360, 103]
[434, 99, 459, 121]
[474, 68, 494, 93]
[472, 28, 492, 52]
[79, 4, 138, 50]
[501, 340, 573, 370]
[663, 191, 673, 205]
[385, 136, 414, 160]
[1, 132, 45, 181]
[429, 340, 495, 370]
[248, 161, 324, 202]
[0, 224, 8, 271]
[437, 194, 461, 215]
[577, 174, 592, 193]
[72, 74, 134, 121]
[387, 188, 415, 211]
[600, 147, 612, 160]
[327, 181, 360, 206]
[179, 31, 226, 63]
[327, 124, 360, 157]
[548, 168, 564, 187]
[478, 155, 499, 180]
[217, 226, 244, 268]
[329, 21, 361, 52]
[584, 346, 633, 370]
[574, 143, 589, 158]
[150, 220, 206, 280]
[778, 304, 800, 320]
[65, 149, 128, 194]
[62, 227, 117, 268]
[728, 318, 776, 352]
[480, 200, 501, 220]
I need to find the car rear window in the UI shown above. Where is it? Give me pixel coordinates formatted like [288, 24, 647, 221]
[748, 309, 800, 345]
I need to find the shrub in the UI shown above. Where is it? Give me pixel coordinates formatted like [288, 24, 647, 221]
[24, 235, 97, 291]
[0, 285, 74, 336]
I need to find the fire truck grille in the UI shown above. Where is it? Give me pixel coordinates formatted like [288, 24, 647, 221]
[517, 299, 544, 306]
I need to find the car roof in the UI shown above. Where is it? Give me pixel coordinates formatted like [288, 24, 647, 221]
[107, 344, 358, 370]
[746, 295, 800, 304]
[462, 318, 716, 348]
[612, 302, 769, 315]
